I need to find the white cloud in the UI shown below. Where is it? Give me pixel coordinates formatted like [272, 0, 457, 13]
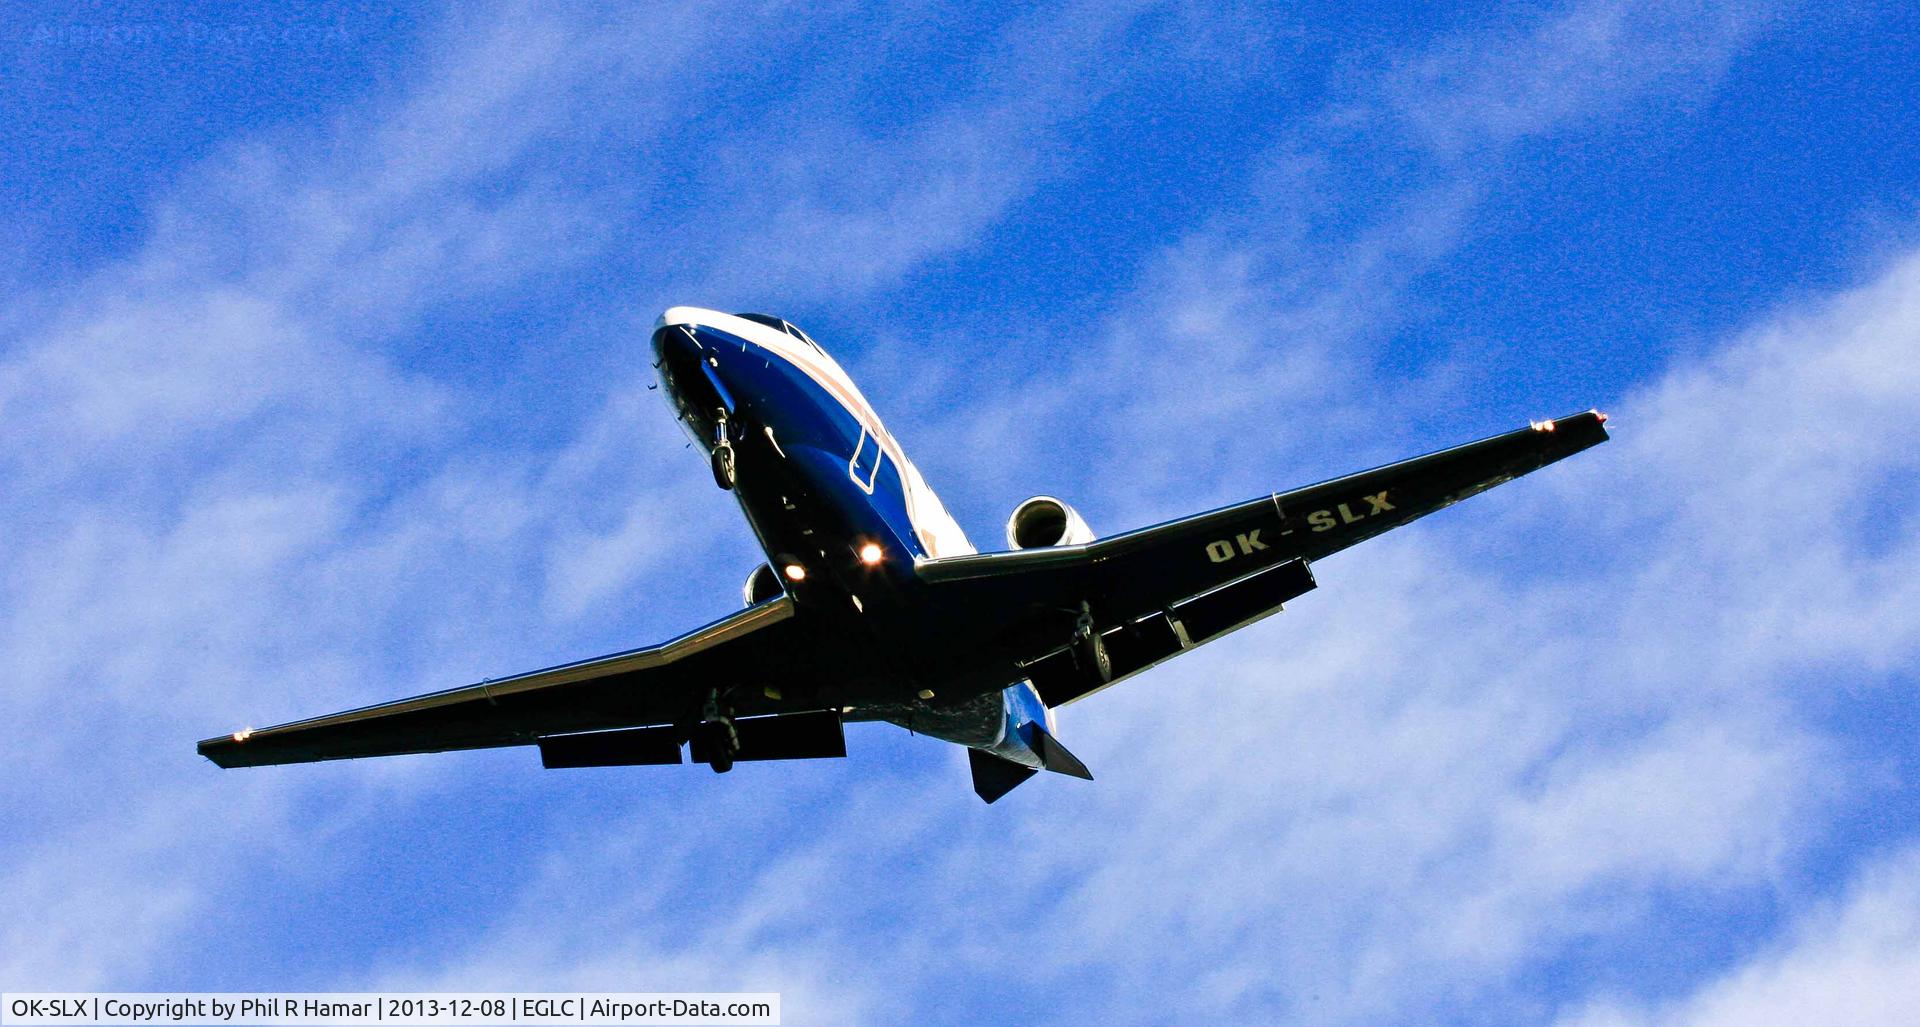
[388, 175, 1920, 1027]
[0, 0, 1250, 995]
[1562, 845, 1920, 1027]
[4, 6, 1913, 1027]
[0, 2, 790, 991]
[895, 0, 1794, 527]
[378, 3, 1916, 1014]
[1373, 0, 1788, 160]
[685, 0, 1235, 301]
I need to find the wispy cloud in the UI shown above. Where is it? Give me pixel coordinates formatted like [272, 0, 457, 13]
[380, 226, 1920, 1027]
[3, 3, 1914, 1027]
[323, 5, 1920, 1024]
[0, 0, 1255, 994]
[0, 0, 796, 988]
[903, 0, 1795, 522]
[1561, 844, 1920, 1026]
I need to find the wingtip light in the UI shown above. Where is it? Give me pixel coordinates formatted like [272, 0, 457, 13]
[858, 542, 884, 565]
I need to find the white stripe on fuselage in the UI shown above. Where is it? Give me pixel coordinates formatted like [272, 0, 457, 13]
[656, 308, 975, 559]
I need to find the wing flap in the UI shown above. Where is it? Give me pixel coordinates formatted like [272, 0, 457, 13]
[687, 710, 847, 764]
[1029, 558, 1317, 706]
[539, 726, 685, 768]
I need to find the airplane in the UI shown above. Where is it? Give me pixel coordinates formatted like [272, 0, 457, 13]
[199, 308, 1609, 802]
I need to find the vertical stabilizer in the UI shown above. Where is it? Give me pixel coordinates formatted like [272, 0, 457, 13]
[970, 748, 1037, 803]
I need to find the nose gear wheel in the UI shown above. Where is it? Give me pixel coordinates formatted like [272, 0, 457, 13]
[710, 409, 736, 491]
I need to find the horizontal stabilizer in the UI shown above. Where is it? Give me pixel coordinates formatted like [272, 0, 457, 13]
[969, 748, 1038, 804]
[689, 710, 847, 764]
[1031, 727, 1093, 780]
[539, 726, 683, 768]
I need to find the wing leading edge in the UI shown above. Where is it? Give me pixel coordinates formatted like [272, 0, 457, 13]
[198, 595, 797, 768]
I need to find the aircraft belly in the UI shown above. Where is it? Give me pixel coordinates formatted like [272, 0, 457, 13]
[858, 690, 1007, 749]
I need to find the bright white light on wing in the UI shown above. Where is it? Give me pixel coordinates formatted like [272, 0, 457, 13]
[859, 542, 883, 565]
[783, 563, 807, 582]
[1530, 418, 1556, 432]
[233, 728, 254, 742]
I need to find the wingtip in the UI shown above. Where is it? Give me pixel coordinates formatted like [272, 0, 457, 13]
[1530, 409, 1611, 447]
[197, 731, 249, 768]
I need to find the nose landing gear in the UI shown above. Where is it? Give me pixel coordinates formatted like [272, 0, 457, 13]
[710, 408, 736, 491]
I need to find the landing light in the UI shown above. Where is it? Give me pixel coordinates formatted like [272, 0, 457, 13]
[783, 563, 807, 582]
[858, 542, 884, 565]
[1530, 418, 1557, 432]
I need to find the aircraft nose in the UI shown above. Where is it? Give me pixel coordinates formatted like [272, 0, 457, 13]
[652, 317, 697, 366]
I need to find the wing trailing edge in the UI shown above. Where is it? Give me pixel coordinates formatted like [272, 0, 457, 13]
[1028, 557, 1317, 707]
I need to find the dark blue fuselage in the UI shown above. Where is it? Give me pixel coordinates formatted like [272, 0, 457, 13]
[651, 310, 1055, 766]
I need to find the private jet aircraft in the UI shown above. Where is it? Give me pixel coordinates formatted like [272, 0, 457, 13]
[200, 308, 1608, 802]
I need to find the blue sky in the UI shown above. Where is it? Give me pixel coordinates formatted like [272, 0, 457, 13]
[3, 2, 1919, 1024]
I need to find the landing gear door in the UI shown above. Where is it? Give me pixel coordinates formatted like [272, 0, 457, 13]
[849, 426, 883, 494]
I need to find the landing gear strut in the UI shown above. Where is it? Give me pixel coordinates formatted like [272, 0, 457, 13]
[700, 689, 740, 773]
[1073, 602, 1112, 684]
[710, 409, 736, 491]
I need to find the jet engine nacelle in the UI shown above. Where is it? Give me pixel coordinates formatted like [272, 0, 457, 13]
[743, 563, 782, 607]
[1006, 496, 1096, 550]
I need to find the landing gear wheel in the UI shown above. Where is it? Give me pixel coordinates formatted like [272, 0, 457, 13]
[710, 408, 736, 491]
[699, 691, 740, 773]
[1073, 604, 1113, 684]
[1075, 628, 1112, 684]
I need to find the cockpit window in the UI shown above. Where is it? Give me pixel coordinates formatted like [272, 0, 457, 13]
[734, 312, 823, 353]
[734, 312, 786, 332]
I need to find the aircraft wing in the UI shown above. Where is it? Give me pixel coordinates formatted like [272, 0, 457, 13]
[198, 595, 800, 768]
[917, 410, 1609, 705]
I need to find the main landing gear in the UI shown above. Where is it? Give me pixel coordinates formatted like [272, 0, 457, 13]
[699, 689, 741, 773]
[1073, 601, 1113, 685]
[710, 408, 736, 491]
